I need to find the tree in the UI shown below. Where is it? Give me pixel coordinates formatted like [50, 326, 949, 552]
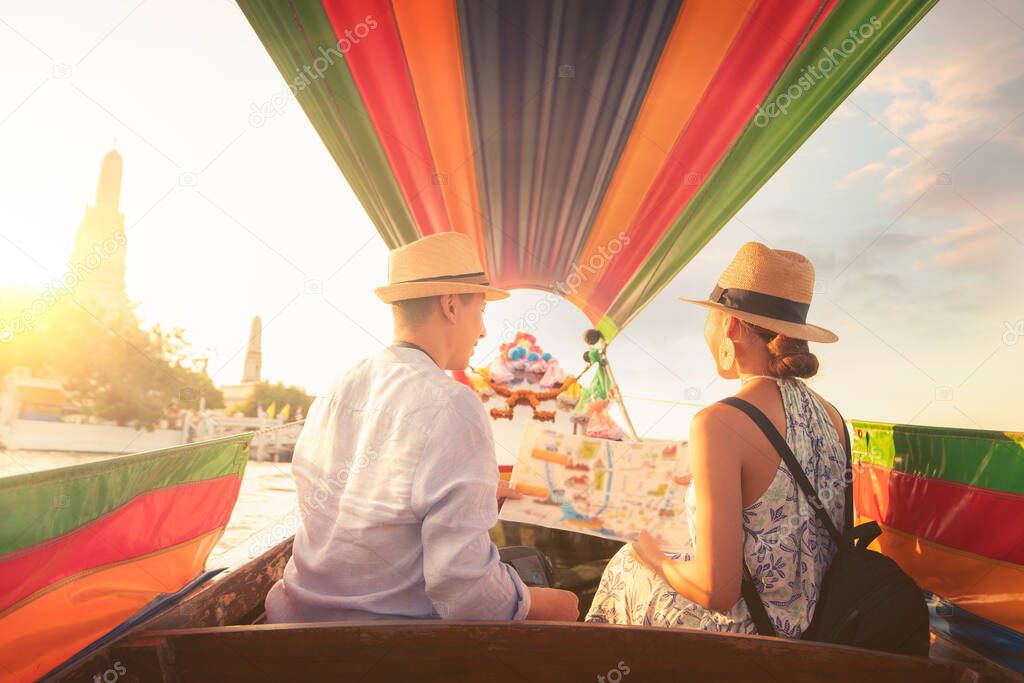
[2, 294, 223, 429]
[149, 324, 224, 412]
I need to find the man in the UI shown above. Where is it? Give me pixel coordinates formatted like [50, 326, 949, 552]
[265, 232, 579, 623]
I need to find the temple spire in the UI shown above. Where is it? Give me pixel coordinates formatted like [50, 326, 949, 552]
[95, 148, 122, 209]
[242, 316, 263, 383]
[70, 147, 128, 319]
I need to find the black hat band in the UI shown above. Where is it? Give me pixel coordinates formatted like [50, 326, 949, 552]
[710, 285, 809, 324]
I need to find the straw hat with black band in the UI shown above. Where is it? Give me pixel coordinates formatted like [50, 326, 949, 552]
[375, 232, 509, 303]
[680, 242, 838, 344]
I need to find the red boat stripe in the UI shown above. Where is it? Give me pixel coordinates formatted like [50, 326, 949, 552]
[0, 474, 240, 613]
[854, 462, 1024, 565]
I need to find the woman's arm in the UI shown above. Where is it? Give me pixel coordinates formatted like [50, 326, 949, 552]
[632, 406, 744, 611]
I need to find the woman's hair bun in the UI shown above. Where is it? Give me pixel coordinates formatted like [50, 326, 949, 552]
[765, 334, 819, 379]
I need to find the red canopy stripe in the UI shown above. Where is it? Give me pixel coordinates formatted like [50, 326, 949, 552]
[584, 0, 835, 318]
[238, 0, 938, 334]
[321, 0, 452, 237]
[391, 0, 489, 268]
[564, 0, 756, 321]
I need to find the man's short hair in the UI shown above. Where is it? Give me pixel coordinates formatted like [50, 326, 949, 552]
[392, 296, 439, 328]
[392, 293, 478, 328]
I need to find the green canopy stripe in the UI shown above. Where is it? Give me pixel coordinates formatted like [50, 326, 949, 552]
[238, 0, 419, 247]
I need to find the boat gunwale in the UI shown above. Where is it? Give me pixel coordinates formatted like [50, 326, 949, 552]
[44, 533, 1020, 683]
[112, 619, 977, 683]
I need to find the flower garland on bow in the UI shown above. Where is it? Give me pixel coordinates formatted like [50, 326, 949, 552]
[474, 373, 582, 422]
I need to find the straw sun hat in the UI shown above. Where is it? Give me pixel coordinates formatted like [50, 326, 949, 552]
[680, 242, 838, 343]
[374, 232, 510, 303]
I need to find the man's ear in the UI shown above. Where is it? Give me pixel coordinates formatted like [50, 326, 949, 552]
[440, 294, 457, 323]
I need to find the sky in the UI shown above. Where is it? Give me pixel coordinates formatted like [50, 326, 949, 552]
[1, 0, 1022, 439]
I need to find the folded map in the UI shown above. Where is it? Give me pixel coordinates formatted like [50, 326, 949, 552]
[499, 422, 694, 553]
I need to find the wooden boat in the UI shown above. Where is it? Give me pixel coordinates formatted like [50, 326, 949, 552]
[43, 535, 1020, 683]
[2, 1, 1019, 679]
[7, 406, 1015, 682]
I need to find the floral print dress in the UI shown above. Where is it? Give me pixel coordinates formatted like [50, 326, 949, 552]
[586, 377, 847, 638]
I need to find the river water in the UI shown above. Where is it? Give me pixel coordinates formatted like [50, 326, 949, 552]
[1, 450, 300, 569]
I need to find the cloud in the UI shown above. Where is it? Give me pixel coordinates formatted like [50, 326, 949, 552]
[830, 7, 1024, 304]
[855, 35, 1024, 203]
[913, 220, 1008, 271]
[932, 220, 993, 247]
[837, 161, 886, 189]
[836, 270, 906, 296]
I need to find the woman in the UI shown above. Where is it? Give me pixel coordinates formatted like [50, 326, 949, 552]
[586, 242, 848, 638]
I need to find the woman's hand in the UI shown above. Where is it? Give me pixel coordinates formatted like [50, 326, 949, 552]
[630, 530, 668, 578]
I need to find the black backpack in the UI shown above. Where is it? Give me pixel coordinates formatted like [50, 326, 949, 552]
[720, 396, 931, 657]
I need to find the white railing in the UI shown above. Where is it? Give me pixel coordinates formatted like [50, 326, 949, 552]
[183, 412, 304, 461]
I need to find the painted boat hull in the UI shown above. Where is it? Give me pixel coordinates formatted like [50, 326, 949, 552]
[44, 536, 1015, 683]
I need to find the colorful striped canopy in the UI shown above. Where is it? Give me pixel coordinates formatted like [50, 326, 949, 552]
[239, 0, 936, 337]
[852, 421, 1024, 671]
[0, 435, 250, 682]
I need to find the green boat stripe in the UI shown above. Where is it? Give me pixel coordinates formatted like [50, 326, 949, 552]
[852, 420, 1024, 497]
[0, 434, 251, 556]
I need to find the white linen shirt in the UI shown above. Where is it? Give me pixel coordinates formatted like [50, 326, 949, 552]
[264, 344, 530, 622]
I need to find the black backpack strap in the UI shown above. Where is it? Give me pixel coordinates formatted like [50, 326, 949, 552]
[719, 395, 855, 637]
[719, 397, 843, 545]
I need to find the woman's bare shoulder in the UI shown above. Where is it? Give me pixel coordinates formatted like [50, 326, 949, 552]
[688, 404, 753, 475]
[691, 402, 741, 434]
[691, 402, 763, 448]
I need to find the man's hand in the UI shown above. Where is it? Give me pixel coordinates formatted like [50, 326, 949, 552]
[496, 480, 522, 502]
[525, 587, 580, 621]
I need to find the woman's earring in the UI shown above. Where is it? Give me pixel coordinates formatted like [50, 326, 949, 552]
[718, 337, 735, 372]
